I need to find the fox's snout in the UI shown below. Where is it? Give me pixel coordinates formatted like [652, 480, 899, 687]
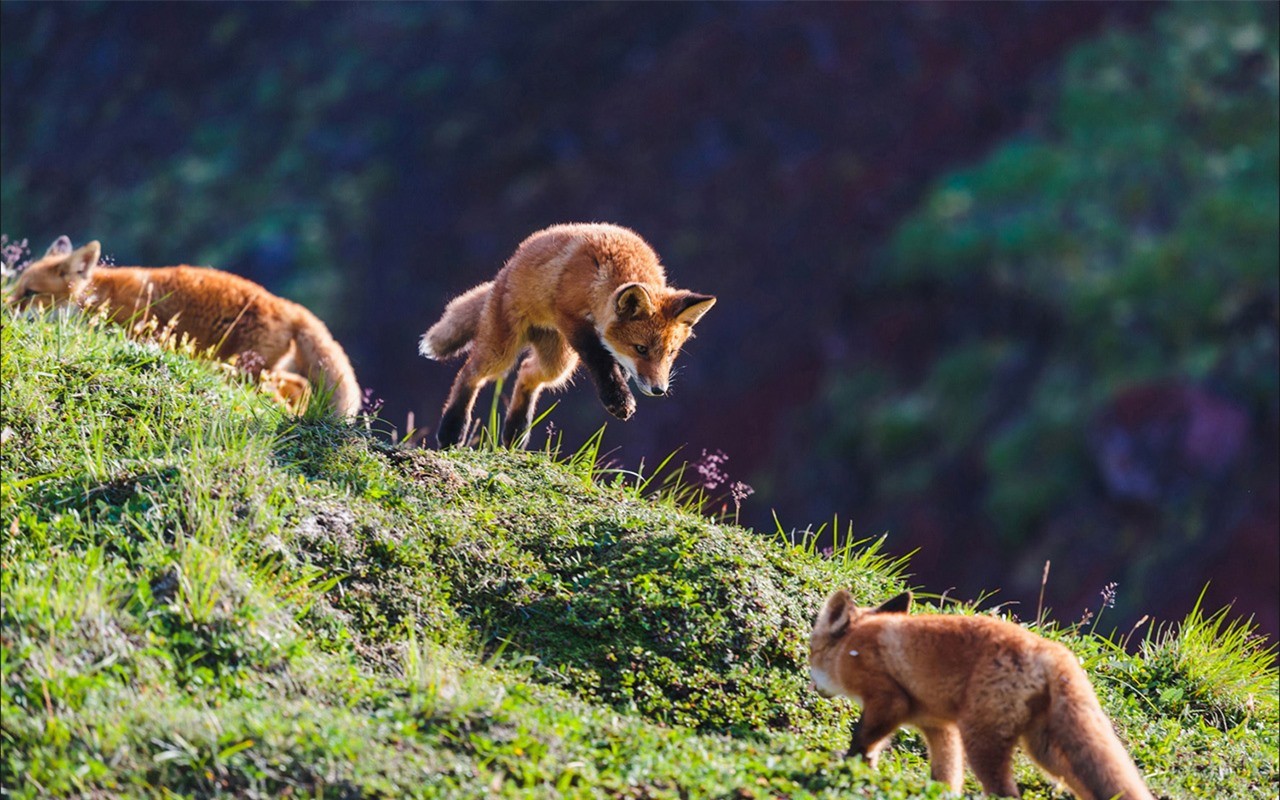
[7, 287, 52, 312]
[636, 380, 667, 397]
[808, 666, 839, 699]
[606, 348, 672, 399]
[808, 679, 834, 699]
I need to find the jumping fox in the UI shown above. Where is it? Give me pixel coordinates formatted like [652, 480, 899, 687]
[8, 237, 362, 417]
[420, 223, 715, 447]
[809, 590, 1154, 800]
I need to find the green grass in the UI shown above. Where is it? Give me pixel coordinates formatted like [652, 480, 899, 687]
[1, 309, 1276, 798]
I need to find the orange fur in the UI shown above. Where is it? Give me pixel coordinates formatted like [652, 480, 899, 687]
[421, 223, 714, 447]
[9, 238, 362, 417]
[809, 590, 1154, 800]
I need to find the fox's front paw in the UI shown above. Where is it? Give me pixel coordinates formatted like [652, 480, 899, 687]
[602, 388, 636, 421]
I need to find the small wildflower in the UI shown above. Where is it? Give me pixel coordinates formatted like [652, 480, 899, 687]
[1099, 581, 1118, 609]
[237, 350, 267, 376]
[1, 234, 30, 278]
[692, 448, 730, 491]
[360, 388, 385, 416]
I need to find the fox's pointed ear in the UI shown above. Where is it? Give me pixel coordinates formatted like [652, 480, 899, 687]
[819, 589, 853, 637]
[59, 241, 101, 281]
[614, 283, 656, 320]
[672, 292, 715, 327]
[874, 591, 912, 615]
[45, 236, 74, 258]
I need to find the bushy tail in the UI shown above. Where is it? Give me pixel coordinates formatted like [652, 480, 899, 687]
[293, 318, 362, 418]
[419, 281, 493, 361]
[1025, 664, 1155, 800]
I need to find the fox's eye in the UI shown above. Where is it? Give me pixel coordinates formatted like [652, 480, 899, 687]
[634, 344, 648, 356]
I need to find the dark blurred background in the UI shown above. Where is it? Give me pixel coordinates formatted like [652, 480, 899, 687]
[3, 3, 1276, 639]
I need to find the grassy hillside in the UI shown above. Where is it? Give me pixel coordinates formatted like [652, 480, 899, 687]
[1, 309, 1276, 798]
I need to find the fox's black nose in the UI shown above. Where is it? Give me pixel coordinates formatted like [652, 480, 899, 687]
[651, 385, 666, 396]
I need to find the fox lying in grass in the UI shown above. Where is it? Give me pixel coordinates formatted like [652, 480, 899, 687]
[7, 237, 362, 417]
[809, 590, 1154, 800]
[420, 223, 715, 448]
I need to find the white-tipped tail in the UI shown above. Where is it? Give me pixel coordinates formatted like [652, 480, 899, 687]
[418, 332, 441, 359]
[420, 281, 493, 361]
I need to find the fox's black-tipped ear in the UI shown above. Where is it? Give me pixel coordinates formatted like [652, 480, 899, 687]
[614, 283, 656, 319]
[875, 591, 912, 615]
[45, 236, 74, 258]
[820, 589, 853, 637]
[59, 241, 101, 281]
[672, 292, 715, 327]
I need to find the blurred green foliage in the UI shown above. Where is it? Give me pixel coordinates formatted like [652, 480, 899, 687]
[0, 4, 449, 322]
[825, 4, 1278, 543]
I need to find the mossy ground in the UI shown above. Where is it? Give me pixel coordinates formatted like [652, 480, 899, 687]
[1, 309, 1276, 798]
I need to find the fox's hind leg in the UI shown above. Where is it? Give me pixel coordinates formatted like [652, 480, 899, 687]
[232, 340, 311, 414]
[439, 358, 490, 447]
[919, 723, 964, 792]
[438, 313, 522, 448]
[502, 328, 578, 448]
[960, 723, 1020, 797]
[263, 370, 312, 414]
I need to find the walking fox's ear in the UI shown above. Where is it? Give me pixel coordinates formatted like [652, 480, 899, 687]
[874, 591, 912, 615]
[45, 236, 74, 258]
[671, 292, 716, 327]
[59, 241, 101, 281]
[614, 283, 656, 319]
[820, 589, 853, 637]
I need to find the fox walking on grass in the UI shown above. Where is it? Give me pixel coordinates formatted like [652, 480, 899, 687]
[8, 237, 362, 417]
[420, 223, 715, 448]
[809, 589, 1154, 800]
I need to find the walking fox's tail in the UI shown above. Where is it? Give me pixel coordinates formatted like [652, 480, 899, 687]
[293, 318, 362, 418]
[1025, 661, 1155, 800]
[419, 281, 493, 361]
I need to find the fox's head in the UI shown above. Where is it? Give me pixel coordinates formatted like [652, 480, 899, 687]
[598, 283, 715, 397]
[7, 237, 101, 311]
[808, 589, 912, 699]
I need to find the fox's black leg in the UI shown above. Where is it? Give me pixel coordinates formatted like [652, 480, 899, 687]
[438, 358, 485, 448]
[567, 325, 635, 421]
[500, 405, 532, 449]
[438, 395, 474, 448]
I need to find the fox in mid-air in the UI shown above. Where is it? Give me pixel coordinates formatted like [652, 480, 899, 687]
[809, 589, 1154, 800]
[8, 237, 362, 417]
[419, 223, 715, 448]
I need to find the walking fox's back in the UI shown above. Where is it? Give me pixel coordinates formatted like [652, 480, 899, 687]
[95, 265, 361, 415]
[90, 266, 304, 357]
